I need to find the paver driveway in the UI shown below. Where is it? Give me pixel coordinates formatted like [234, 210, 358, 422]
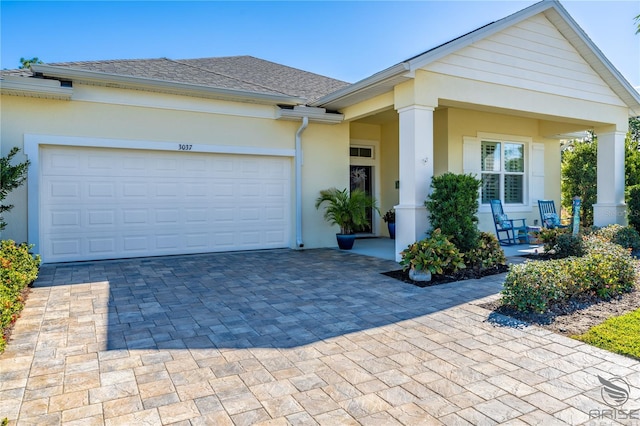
[1, 249, 639, 425]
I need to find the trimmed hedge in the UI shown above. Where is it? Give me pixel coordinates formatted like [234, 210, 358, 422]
[501, 239, 636, 313]
[0, 240, 40, 352]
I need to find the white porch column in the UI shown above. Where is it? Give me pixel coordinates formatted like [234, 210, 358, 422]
[394, 104, 435, 261]
[593, 131, 627, 226]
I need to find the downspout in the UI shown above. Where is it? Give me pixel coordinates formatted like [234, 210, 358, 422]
[295, 116, 309, 248]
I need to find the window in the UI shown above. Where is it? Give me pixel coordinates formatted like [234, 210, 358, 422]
[350, 146, 373, 158]
[481, 140, 524, 204]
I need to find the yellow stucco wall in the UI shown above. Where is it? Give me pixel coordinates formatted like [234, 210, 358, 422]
[445, 108, 561, 233]
[1, 89, 350, 248]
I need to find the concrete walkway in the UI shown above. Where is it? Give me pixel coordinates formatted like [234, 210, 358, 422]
[1, 249, 638, 425]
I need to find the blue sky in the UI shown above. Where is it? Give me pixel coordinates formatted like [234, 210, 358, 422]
[1, 1, 639, 87]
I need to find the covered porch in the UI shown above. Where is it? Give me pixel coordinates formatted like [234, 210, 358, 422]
[347, 96, 628, 261]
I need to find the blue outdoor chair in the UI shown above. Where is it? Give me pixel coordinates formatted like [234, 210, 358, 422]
[538, 200, 568, 229]
[490, 199, 529, 245]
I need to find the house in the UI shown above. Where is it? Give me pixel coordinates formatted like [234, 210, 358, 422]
[2, 0, 639, 263]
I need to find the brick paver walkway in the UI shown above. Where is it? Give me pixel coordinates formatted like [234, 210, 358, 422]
[1, 249, 639, 425]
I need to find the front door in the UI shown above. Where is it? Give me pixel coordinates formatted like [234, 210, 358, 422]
[350, 165, 373, 233]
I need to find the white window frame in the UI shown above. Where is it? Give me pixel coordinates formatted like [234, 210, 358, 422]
[475, 132, 532, 214]
[481, 139, 526, 205]
[349, 144, 375, 159]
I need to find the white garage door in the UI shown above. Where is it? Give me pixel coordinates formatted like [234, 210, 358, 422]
[40, 145, 291, 262]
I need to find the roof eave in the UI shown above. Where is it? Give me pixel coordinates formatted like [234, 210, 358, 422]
[276, 106, 344, 124]
[30, 64, 306, 106]
[0, 75, 73, 100]
[309, 63, 411, 109]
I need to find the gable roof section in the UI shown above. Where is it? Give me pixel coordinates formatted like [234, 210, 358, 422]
[2, 56, 350, 105]
[312, 0, 640, 115]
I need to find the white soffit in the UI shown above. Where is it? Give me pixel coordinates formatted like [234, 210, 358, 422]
[0, 75, 73, 100]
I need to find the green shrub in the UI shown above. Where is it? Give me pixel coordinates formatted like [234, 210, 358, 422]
[425, 173, 481, 253]
[628, 185, 640, 233]
[502, 260, 571, 313]
[501, 240, 636, 313]
[582, 239, 637, 298]
[464, 232, 507, 270]
[0, 240, 40, 352]
[591, 224, 640, 253]
[539, 227, 585, 258]
[400, 229, 466, 275]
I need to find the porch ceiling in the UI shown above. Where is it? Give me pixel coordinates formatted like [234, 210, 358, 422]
[438, 99, 609, 138]
[351, 99, 605, 139]
[352, 108, 398, 125]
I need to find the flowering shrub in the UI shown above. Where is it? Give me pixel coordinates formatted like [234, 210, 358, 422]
[502, 239, 637, 313]
[0, 240, 40, 352]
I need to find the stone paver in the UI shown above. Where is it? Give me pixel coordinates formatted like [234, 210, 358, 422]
[1, 248, 639, 425]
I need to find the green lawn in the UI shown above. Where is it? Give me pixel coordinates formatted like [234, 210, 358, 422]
[574, 308, 640, 360]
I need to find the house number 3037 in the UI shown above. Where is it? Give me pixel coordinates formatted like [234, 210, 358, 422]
[178, 144, 193, 151]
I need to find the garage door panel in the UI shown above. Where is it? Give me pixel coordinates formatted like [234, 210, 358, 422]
[41, 146, 291, 262]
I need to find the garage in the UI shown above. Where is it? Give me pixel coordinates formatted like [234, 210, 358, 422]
[39, 145, 291, 263]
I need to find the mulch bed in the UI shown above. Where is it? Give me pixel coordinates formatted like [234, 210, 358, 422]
[478, 260, 640, 337]
[382, 264, 509, 288]
[479, 288, 640, 337]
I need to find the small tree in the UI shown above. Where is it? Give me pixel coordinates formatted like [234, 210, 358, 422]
[425, 173, 481, 253]
[1, 148, 30, 231]
[19, 57, 43, 69]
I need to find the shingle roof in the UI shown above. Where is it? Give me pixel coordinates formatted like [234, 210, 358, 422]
[2, 56, 350, 103]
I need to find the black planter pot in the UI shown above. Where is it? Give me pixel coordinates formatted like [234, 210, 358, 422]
[387, 222, 396, 240]
[336, 233, 356, 250]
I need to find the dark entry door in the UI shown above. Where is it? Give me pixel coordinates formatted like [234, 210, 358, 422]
[350, 165, 373, 233]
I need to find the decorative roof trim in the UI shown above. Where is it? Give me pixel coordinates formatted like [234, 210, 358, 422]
[30, 64, 305, 105]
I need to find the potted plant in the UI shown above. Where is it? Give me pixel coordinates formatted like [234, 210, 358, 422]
[315, 187, 379, 250]
[383, 208, 395, 239]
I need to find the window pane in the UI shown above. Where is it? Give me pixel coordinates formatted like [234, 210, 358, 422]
[481, 142, 501, 172]
[504, 174, 523, 203]
[350, 147, 359, 157]
[360, 148, 372, 158]
[504, 143, 524, 172]
[482, 174, 500, 204]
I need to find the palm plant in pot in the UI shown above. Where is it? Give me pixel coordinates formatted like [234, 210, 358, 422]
[315, 187, 379, 250]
